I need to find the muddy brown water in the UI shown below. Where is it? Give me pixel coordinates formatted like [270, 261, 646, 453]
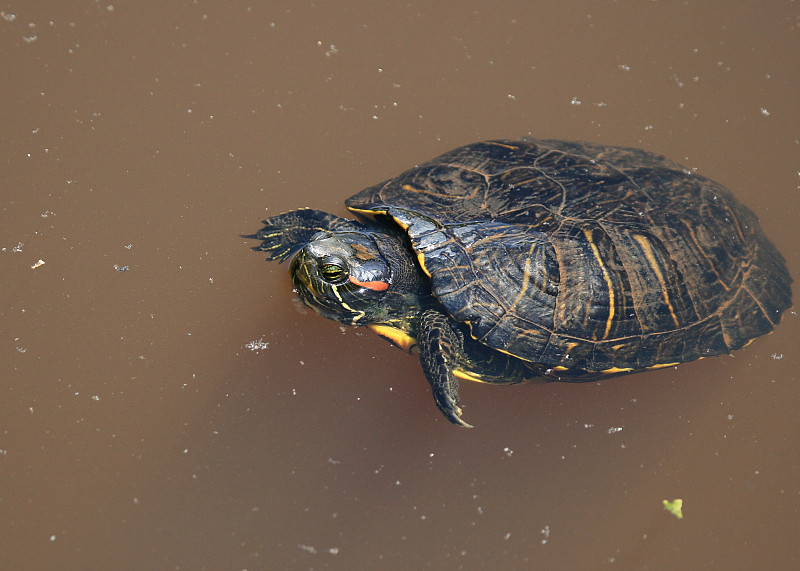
[2, 2, 798, 569]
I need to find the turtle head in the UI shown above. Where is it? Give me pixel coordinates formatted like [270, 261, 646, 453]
[290, 230, 406, 325]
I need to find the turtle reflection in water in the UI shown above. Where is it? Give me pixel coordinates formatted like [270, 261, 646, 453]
[246, 138, 792, 427]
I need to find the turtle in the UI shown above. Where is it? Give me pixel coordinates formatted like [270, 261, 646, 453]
[246, 138, 792, 427]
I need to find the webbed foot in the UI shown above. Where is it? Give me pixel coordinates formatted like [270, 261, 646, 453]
[243, 209, 361, 262]
[418, 309, 474, 428]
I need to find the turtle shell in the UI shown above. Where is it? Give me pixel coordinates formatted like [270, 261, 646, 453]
[345, 139, 792, 374]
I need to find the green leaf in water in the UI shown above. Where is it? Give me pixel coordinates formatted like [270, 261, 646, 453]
[662, 498, 683, 519]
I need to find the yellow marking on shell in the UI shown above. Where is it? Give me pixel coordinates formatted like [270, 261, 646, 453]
[741, 335, 762, 348]
[465, 329, 525, 360]
[565, 341, 579, 354]
[510, 255, 533, 309]
[490, 141, 522, 151]
[368, 324, 417, 353]
[401, 184, 423, 195]
[600, 366, 634, 374]
[584, 228, 615, 340]
[684, 223, 730, 292]
[552, 365, 569, 372]
[416, 252, 432, 277]
[647, 361, 680, 370]
[633, 234, 680, 328]
[331, 284, 366, 323]
[552, 360, 683, 376]
[346, 206, 385, 221]
[393, 216, 411, 230]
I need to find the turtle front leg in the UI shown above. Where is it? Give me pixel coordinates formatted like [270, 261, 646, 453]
[418, 309, 474, 428]
[243, 209, 362, 262]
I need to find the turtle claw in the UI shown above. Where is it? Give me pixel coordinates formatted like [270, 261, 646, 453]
[419, 309, 475, 428]
[437, 398, 474, 429]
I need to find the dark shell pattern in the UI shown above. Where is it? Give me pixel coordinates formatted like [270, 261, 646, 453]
[345, 139, 792, 373]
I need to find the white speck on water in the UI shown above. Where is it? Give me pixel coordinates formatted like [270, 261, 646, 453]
[316, 40, 338, 57]
[760, 107, 770, 116]
[608, 426, 623, 434]
[298, 544, 317, 554]
[298, 543, 338, 555]
[245, 338, 270, 352]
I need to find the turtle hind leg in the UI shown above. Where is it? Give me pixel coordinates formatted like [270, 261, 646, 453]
[418, 309, 474, 428]
[243, 209, 362, 262]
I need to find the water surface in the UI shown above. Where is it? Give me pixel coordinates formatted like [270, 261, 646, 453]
[2, 2, 798, 569]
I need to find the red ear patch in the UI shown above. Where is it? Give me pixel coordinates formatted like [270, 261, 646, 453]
[348, 275, 389, 291]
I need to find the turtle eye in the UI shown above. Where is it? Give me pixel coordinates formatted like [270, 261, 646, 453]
[318, 257, 348, 284]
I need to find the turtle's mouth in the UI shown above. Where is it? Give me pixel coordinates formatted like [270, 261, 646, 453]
[289, 250, 327, 304]
[289, 250, 318, 293]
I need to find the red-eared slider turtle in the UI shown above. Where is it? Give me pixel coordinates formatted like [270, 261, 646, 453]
[246, 138, 792, 427]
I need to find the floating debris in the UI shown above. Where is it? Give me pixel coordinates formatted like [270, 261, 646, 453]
[246, 338, 270, 352]
[663, 498, 683, 519]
